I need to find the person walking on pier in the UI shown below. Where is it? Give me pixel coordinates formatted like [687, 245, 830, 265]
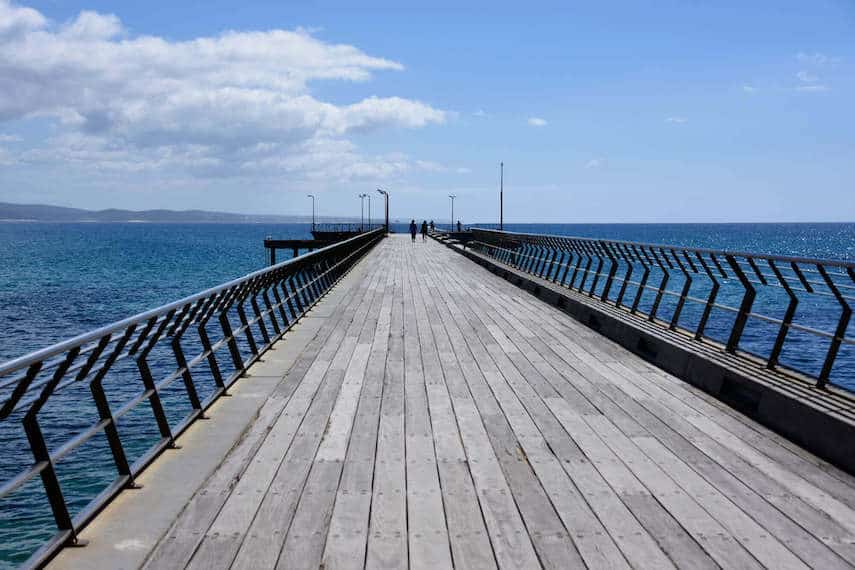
[429, 220, 435, 232]
[409, 219, 417, 242]
[420, 220, 428, 241]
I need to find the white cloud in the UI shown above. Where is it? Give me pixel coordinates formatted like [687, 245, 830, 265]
[796, 52, 840, 66]
[585, 158, 603, 169]
[473, 109, 487, 117]
[742, 84, 757, 94]
[527, 117, 547, 127]
[796, 70, 818, 83]
[795, 85, 829, 93]
[0, 0, 44, 38]
[413, 159, 446, 172]
[0, 0, 446, 186]
[665, 116, 687, 124]
[456, 167, 471, 174]
[0, 133, 21, 142]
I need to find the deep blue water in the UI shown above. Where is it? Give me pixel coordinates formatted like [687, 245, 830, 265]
[0, 221, 853, 567]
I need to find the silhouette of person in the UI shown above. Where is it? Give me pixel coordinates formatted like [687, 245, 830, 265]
[409, 219, 417, 242]
[429, 220, 435, 232]
[420, 220, 428, 241]
[457, 220, 462, 232]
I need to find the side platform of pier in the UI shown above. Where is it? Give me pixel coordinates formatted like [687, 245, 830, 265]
[52, 234, 855, 569]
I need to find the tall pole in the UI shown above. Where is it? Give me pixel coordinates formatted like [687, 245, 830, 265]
[448, 194, 456, 232]
[377, 188, 389, 233]
[368, 195, 372, 229]
[358, 193, 365, 230]
[500, 161, 504, 230]
[307, 194, 315, 231]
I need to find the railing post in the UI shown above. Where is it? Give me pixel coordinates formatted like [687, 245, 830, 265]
[612, 243, 633, 308]
[648, 249, 670, 322]
[599, 241, 619, 302]
[252, 294, 273, 345]
[725, 255, 756, 353]
[22, 354, 88, 546]
[89, 331, 141, 487]
[817, 266, 852, 387]
[694, 252, 720, 340]
[236, 301, 259, 357]
[669, 250, 693, 330]
[198, 319, 226, 390]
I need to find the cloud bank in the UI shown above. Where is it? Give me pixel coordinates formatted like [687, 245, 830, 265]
[0, 0, 446, 189]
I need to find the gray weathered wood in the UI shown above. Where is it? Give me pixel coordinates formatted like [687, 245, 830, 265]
[132, 235, 855, 570]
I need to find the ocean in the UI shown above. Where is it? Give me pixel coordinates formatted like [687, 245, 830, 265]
[0, 221, 853, 566]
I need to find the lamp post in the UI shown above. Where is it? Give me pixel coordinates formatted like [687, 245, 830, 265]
[307, 194, 316, 231]
[448, 194, 456, 232]
[358, 193, 367, 231]
[376, 188, 389, 233]
[500, 161, 504, 230]
[367, 194, 372, 230]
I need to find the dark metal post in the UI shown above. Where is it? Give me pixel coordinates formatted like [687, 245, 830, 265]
[307, 194, 316, 231]
[377, 188, 389, 233]
[766, 260, 797, 368]
[817, 266, 852, 386]
[499, 161, 503, 230]
[725, 255, 756, 353]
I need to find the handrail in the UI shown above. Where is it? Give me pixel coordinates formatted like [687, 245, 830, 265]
[468, 228, 854, 389]
[0, 228, 384, 568]
[312, 222, 384, 233]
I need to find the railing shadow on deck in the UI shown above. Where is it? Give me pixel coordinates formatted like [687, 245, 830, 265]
[0, 228, 384, 569]
[466, 228, 855, 392]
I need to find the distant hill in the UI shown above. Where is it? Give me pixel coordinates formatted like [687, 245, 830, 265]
[0, 202, 355, 224]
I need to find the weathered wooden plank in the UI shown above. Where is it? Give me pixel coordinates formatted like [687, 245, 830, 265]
[595, 361, 855, 565]
[425, 257, 600, 569]
[409, 256, 499, 570]
[367, 250, 408, 569]
[459, 272, 773, 569]
[275, 341, 374, 570]
[636, 436, 813, 570]
[321, 270, 394, 570]
[134, 235, 855, 570]
[639, 367, 855, 501]
[160, 263, 383, 570]
[143, 261, 384, 570]
[467, 261, 855, 566]
[222, 267, 387, 570]
[627, 363, 855, 511]
[401, 260, 454, 570]
[450, 276, 677, 570]
[419, 273, 542, 569]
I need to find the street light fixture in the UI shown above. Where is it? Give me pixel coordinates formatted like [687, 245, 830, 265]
[376, 188, 389, 233]
[307, 194, 316, 231]
[499, 161, 504, 230]
[358, 193, 367, 230]
[448, 194, 456, 232]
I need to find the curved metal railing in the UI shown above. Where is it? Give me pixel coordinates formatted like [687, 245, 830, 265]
[468, 228, 855, 389]
[0, 228, 384, 568]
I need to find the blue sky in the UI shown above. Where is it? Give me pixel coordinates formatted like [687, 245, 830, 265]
[0, 0, 853, 222]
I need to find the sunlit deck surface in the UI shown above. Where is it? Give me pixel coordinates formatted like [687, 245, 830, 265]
[54, 235, 855, 569]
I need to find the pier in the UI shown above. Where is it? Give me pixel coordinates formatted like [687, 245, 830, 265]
[2, 231, 855, 569]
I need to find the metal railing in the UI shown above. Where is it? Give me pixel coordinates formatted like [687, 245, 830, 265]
[0, 228, 384, 568]
[312, 222, 384, 234]
[468, 228, 855, 389]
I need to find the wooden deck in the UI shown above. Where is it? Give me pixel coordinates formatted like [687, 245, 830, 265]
[138, 234, 855, 569]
